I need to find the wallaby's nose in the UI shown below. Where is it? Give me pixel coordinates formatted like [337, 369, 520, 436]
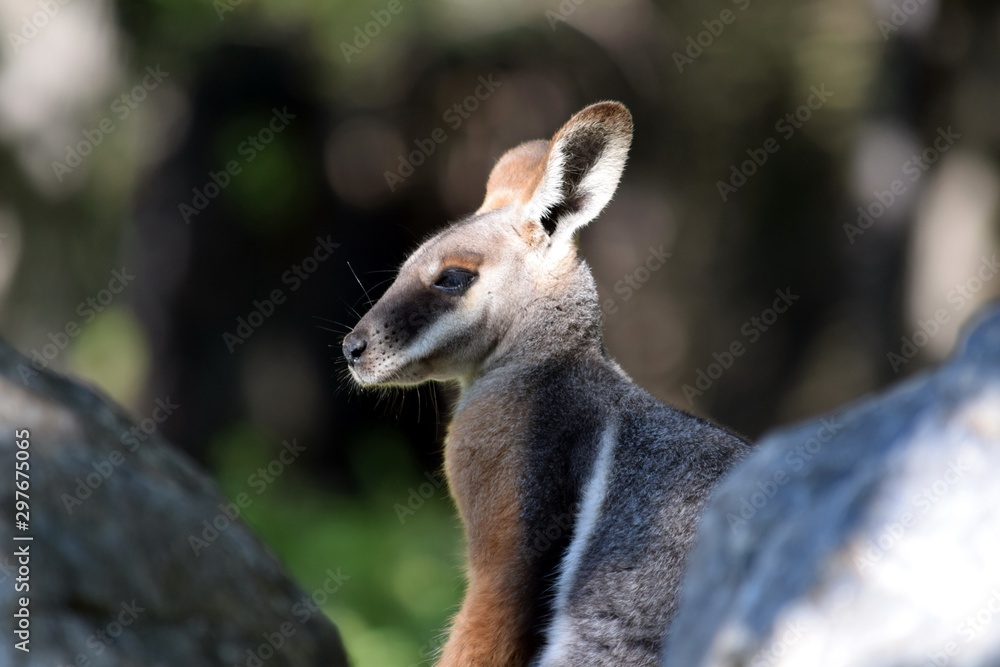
[343, 331, 368, 366]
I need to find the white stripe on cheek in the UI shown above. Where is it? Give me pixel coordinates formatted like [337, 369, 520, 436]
[381, 302, 478, 377]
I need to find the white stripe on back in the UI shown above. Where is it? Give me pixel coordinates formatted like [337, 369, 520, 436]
[535, 421, 618, 665]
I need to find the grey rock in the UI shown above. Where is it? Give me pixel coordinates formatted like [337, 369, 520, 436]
[664, 305, 1000, 667]
[0, 340, 349, 667]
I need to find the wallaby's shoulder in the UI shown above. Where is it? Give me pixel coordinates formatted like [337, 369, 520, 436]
[467, 348, 749, 466]
[605, 361, 751, 470]
[542, 352, 752, 482]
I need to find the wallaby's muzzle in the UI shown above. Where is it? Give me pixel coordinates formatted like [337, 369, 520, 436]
[342, 329, 368, 367]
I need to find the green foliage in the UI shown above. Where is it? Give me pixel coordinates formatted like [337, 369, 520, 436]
[210, 423, 462, 666]
[67, 307, 150, 407]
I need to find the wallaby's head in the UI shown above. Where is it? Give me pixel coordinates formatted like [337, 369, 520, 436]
[344, 101, 632, 387]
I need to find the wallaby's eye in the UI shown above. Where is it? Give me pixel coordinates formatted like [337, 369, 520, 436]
[433, 268, 477, 294]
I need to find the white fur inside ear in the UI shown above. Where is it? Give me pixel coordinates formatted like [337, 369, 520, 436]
[524, 145, 566, 224]
[525, 112, 631, 262]
[548, 135, 629, 249]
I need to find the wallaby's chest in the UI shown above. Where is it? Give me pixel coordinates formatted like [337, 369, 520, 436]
[444, 372, 610, 551]
[444, 388, 529, 533]
[443, 372, 622, 654]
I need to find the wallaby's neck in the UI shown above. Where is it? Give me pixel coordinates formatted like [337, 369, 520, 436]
[460, 264, 605, 396]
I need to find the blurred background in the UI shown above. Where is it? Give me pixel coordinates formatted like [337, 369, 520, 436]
[1, 0, 998, 663]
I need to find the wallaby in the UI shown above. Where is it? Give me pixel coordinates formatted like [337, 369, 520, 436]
[344, 101, 749, 666]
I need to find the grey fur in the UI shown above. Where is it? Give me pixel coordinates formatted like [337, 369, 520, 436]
[530, 364, 747, 666]
[345, 101, 749, 666]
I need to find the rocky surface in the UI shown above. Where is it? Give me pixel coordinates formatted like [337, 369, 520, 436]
[0, 341, 348, 666]
[665, 305, 1000, 666]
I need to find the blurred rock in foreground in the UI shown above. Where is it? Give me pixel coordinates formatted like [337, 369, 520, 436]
[665, 304, 1000, 667]
[0, 340, 349, 666]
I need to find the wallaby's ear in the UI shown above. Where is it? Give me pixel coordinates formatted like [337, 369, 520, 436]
[478, 101, 633, 253]
[477, 139, 551, 216]
[532, 101, 632, 247]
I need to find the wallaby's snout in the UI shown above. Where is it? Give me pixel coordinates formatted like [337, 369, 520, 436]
[341, 329, 368, 366]
[342, 250, 487, 387]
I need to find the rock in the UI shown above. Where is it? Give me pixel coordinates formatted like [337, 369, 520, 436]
[0, 341, 349, 666]
[664, 305, 1000, 667]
